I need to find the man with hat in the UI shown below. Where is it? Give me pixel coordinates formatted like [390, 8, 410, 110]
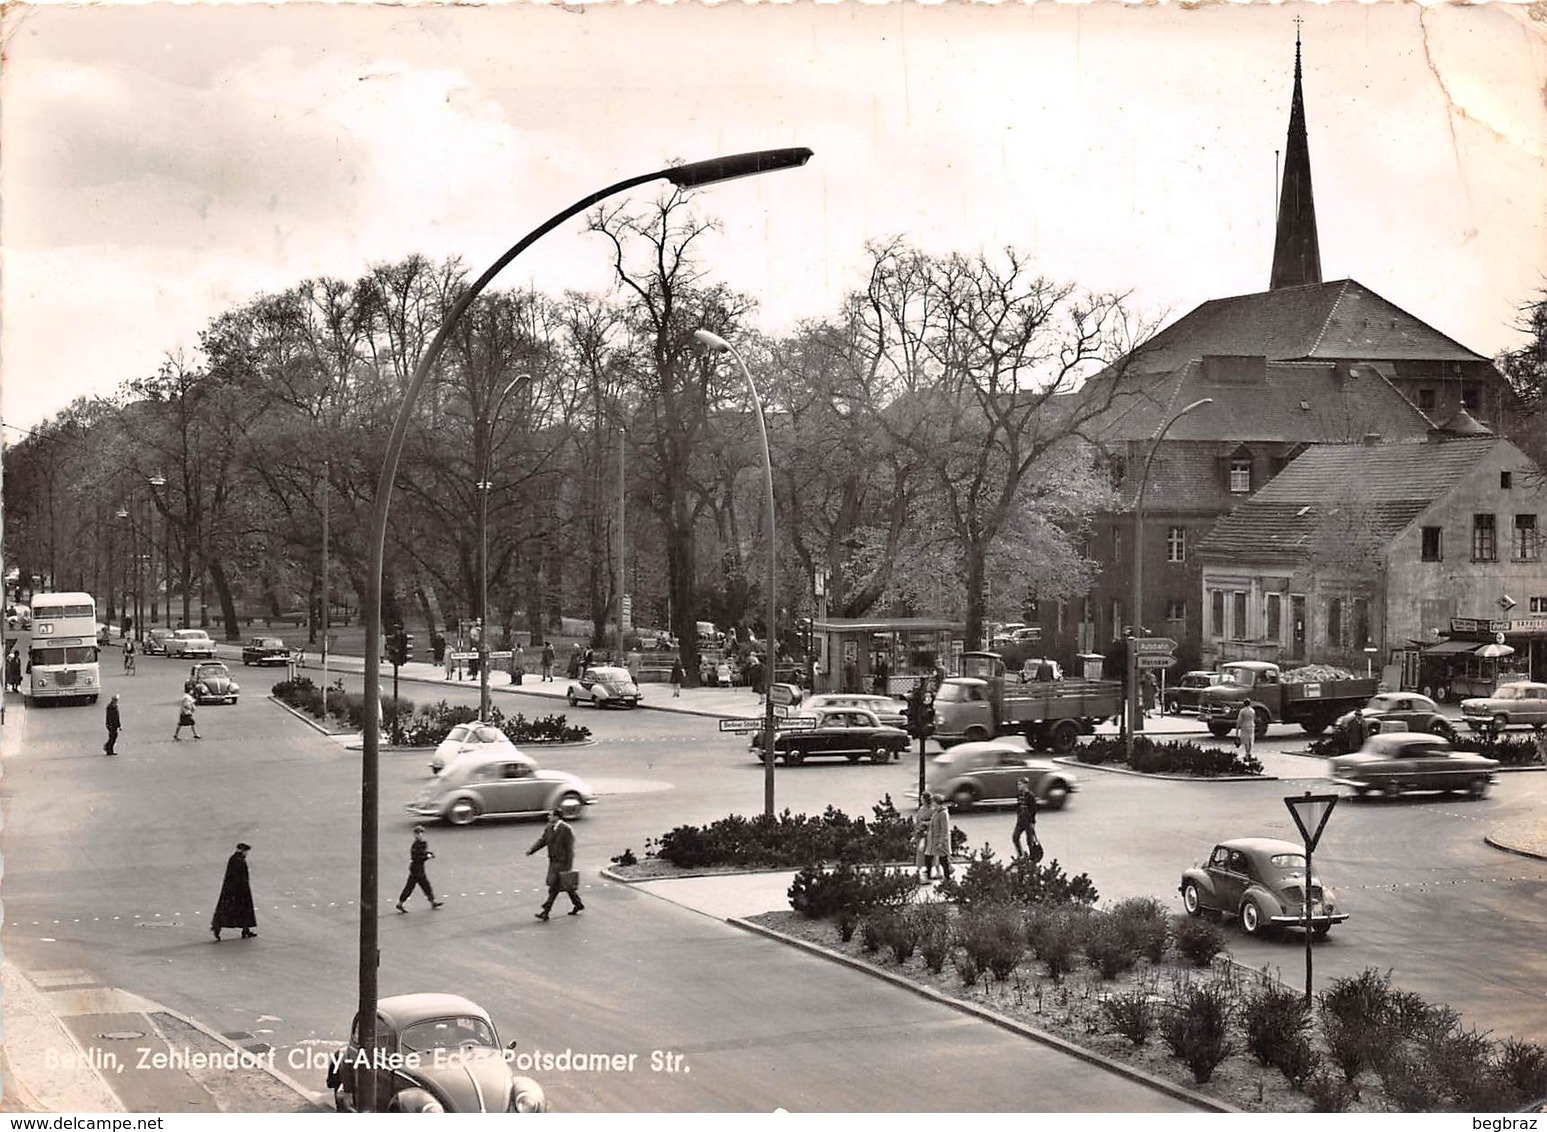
[211, 842, 257, 941]
[104, 693, 122, 756]
[397, 825, 443, 913]
[526, 807, 582, 921]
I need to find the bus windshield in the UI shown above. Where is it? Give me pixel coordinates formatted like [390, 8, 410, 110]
[31, 646, 100, 666]
[33, 602, 94, 620]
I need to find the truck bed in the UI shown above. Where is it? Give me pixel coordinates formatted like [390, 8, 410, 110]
[1000, 678, 1124, 722]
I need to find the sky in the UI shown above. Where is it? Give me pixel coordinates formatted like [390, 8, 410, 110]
[2, 0, 1544, 437]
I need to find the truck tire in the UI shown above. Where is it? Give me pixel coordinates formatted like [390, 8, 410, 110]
[1049, 720, 1080, 754]
[1300, 716, 1331, 736]
[964, 725, 991, 743]
[1026, 725, 1050, 752]
[1207, 721, 1232, 739]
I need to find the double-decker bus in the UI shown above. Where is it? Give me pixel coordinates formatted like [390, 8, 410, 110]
[27, 592, 101, 705]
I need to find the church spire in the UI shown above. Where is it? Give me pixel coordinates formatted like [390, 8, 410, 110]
[1270, 22, 1322, 290]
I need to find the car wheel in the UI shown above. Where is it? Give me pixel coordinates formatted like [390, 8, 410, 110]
[1430, 719, 1455, 739]
[1164, 697, 1179, 715]
[1467, 777, 1489, 800]
[1182, 881, 1204, 917]
[1312, 924, 1331, 939]
[446, 798, 481, 826]
[1050, 720, 1080, 754]
[784, 750, 804, 766]
[1042, 781, 1070, 810]
[1240, 900, 1266, 936]
[1493, 714, 1510, 735]
[950, 785, 979, 810]
[567, 692, 580, 707]
[557, 792, 584, 820]
[964, 725, 990, 743]
[868, 741, 889, 765]
[1380, 780, 1403, 800]
[1207, 722, 1232, 739]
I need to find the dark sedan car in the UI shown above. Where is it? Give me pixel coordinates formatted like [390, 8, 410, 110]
[750, 707, 909, 765]
[1164, 670, 1227, 715]
[1180, 837, 1348, 938]
[1331, 691, 1457, 753]
[241, 636, 290, 666]
[326, 993, 547, 1112]
[1328, 731, 1498, 799]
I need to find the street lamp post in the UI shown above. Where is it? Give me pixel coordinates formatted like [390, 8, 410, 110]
[354, 148, 811, 1110]
[693, 329, 779, 819]
[1127, 398, 1212, 762]
[478, 375, 533, 721]
[148, 474, 167, 629]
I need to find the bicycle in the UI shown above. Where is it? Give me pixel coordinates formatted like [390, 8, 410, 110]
[123, 644, 137, 676]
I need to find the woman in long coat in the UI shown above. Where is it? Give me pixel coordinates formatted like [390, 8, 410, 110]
[211, 843, 256, 941]
[925, 794, 953, 882]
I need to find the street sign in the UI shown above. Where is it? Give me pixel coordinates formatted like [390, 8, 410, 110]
[719, 718, 762, 732]
[1136, 654, 1175, 669]
[1285, 791, 1339, 853]
[1133, 638, 1179, 655]
[768, 683, 794, 707]
[718, 716, 817, 732]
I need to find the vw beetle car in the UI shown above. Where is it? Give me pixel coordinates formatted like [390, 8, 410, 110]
[326, 993, 547, 1112]
[241, 636, 290, 666]
[143, 627, 175, 656]
[429, 720, 519, 775]
[1328, 731, 1498, 799]
[406, 750, 594, 826]
[1460, 681, 1547, 733]
[925, 739, 1078, 810]
[1180, 837, 1348, 938]
[1331, 692, 1456, 753]
[749, 707, 908, 765]
[566, 665, 642, 709]
[184, 661, 240, 705]
[165, 628, 217, 659]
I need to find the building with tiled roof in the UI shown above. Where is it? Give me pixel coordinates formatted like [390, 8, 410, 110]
[1195, 433, 1547, 690]
[1024, 33, 1524, 676]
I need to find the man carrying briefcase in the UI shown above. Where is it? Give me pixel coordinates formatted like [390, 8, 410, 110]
[527, 807, 584, 921]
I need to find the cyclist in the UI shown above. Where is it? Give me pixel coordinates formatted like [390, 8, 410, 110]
[123, 636, 137, 675]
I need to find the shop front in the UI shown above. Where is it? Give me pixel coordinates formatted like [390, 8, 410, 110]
[812, 617, 965, 696]
[1403, 616, 1545, 700]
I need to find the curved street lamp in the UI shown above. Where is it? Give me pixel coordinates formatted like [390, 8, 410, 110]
[1127, 397, 1213, 760]
[354, 147, 812, 1109]
[694, 329, 778, 818]
[478, 374, 533, 720]
[147, 474, 167, 629]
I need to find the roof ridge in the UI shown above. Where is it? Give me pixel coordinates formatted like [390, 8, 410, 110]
[1303, 279, 1352, 357]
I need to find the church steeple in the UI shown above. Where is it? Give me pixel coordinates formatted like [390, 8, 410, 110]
[1270, 23, 1322, 291]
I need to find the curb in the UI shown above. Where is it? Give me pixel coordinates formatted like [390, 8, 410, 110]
[1051, 757, 1276, 784]
[724, 917, 1232, 1113]
[1483, 833, 1547, 863]
[144, 1002, 328, 1112]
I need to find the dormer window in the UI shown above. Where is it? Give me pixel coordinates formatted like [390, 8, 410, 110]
[1229, 457, 1252, 494]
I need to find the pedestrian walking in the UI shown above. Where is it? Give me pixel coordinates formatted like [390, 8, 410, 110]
[174, 690, 201, 740]
[1236, 702, 1257, 757]
[397, 825, 443, 912]
[444, 645, 455, 682]
[211, 842, 257, 941]
[1011, 777, 1042, 861]
[1141, 671, 1158, 718]
[914, 794, 935, 881]
[5, 646, 21, 693]
[670, 658, 684, 698]
[527, 808, 583, 920]
[104, 693, 122, 756]
[926, 793, 953, 882]
[541, 641, 555, 682]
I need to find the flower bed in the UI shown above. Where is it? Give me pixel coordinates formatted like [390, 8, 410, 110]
[269, 678, 590, 744]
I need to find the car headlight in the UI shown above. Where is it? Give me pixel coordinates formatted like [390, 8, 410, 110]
[231, 683, 240, 692]
[511, 1079, 547, 1113]
[394, 1087, 444, 1113]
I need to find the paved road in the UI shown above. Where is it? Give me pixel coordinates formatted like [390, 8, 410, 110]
[0, 655, 1196, 1112]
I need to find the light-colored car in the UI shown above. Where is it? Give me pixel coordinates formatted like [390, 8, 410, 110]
[406, 750, 594, 826]
[1331, 692, 1456, 753]
[799, 693, 907, 728]
[326, 993, 547, 1113]
[184, 661, 240, 705]
[429, 721, 518, 775]
[1460, 681, 1547, 733]
[1328, 731, 1498, 799]
[1180, 837, 1348, 938]
[566, 665, 642, 708]
[925, 739, 1078, 810]
[165, 628, 217, 659]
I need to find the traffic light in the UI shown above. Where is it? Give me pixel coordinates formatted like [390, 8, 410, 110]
[385, 626, 414, 667]
[919, 691, 936, 739]
[905, 684, 925, 739]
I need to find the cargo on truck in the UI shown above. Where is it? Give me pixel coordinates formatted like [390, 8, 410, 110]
[932, 651, 1122, 753]
[1197, 661, 1378, 739]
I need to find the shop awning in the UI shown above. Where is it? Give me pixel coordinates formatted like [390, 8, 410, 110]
[1423, 640, 1481, 655]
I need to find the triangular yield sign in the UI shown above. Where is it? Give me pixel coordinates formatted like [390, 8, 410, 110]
[1285, 792, 1338, 853]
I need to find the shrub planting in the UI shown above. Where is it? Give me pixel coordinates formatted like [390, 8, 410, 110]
[1082, 910, 1138, 980]
[1025, 904, 1090, 981]
[268, 682, 591, 744]
[1110, 896, 1170, 964]
[913, 905, 953, 974]
[1240, 979, 1312, 1072]
[1101, 987, 1157, 1047]
[788, 862, 916, 919]
[1075, 735, 1262, 776]
[954, 906, 1026, 981]
[1160, 980, 1235, 1084]
[940, 846, 1099, 910]
[656, 797, 922, 870]
[1170, 914, 1226, 968]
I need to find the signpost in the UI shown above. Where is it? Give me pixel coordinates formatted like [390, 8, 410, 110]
[1135, 654, 1174, 669]
[768, 683, 794, 708]
[1285, 791, 1339, 1005]
[717, 716, 816, 733]
[1133, 637, 1178, 655]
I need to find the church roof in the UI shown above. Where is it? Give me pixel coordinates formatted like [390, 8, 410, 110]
[1129, 278, 1488, 374]
[1270, 28, 1322, 291]
[1195, 436, 1499, 559]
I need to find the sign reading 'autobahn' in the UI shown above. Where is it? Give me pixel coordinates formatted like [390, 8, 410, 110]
[1132, 638, 1178, 655]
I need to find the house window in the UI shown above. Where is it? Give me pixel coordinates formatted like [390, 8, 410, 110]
[1420, 526, 1443, 562]
[1166, 526, 1185, 563]
[1111, 525, 1122, 565]
[1232, 592, 1248, 640]
[1353, 597, 1370, 646]
[1266, 593, 1282, 641]
[1165, 600, 1186, 623]
[1418, 388, 1437, 411]
[1462, 385, 1481, 410]
[1514, 515, 1539, 561]
[1501, 471, 1513, 490]
[1326, 597, 1343, 648]
[1472, 514, 1498, 562]
[1210, 590, 1225, 639]
[1532, 597, 1547, 614]
[1229, 458, 1252, 494]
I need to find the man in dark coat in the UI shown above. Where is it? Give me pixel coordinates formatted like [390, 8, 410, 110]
[1011, 777, 1041, 860]
[211, 843, 257, 941]
[5, 647, 21, 693]
[526, 809, 582, 921]
[104, 693, 122, 756]
[396, 825, 443, 912]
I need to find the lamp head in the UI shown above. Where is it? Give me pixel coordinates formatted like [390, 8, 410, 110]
[693, 329, 732, 354]
[667, 148, 813, 189]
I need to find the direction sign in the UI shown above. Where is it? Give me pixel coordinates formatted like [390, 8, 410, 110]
[1136, 654, 1175, 669]
[1133, 638, 1179, 655]
[718, 718, 763, 733]
[717, 716, 817, 733]
[769, 683, 794, 707]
